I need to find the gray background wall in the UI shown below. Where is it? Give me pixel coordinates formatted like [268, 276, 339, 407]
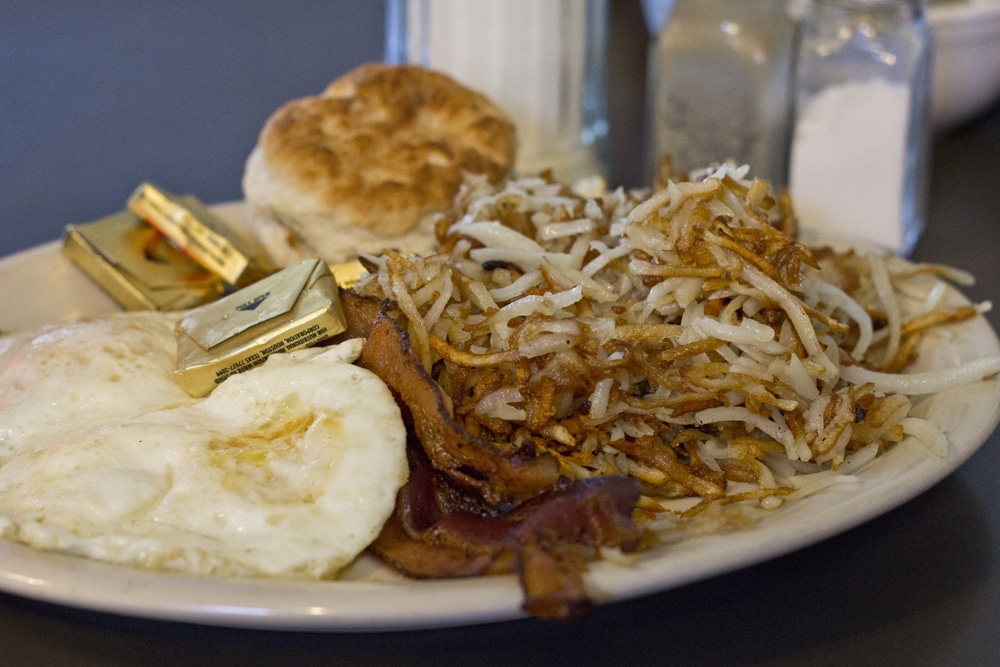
[1, 1, 384, 256]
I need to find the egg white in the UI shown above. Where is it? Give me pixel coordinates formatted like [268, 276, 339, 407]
[0, 312, 196, 463]
[0, 320, 408, 578]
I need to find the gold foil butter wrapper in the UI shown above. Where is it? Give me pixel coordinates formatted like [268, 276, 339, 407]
[128, 183, 273, 285]
[63, 210, 226, 311]
[328, 260, 365, 288]
[174, 258, 347, 396]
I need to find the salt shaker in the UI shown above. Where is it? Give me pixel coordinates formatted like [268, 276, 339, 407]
[787, 0, 933, 255]
[385, 0, 610, 183]
[645, 0, 796, 186]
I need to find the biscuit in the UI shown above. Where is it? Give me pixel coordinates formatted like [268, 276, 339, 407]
[242, 63, 516, 265]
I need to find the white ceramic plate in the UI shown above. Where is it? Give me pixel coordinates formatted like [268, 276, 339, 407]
[1, 202, 998, 631]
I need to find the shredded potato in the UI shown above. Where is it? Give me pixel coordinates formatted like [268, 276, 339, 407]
[354, 165, 999, 527]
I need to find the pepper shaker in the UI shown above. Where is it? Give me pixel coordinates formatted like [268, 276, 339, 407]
[787, 0, 933, 255]
[645, 0, 797, 186]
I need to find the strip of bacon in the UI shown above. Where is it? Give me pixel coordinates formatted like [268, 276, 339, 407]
[343, 290, 561, 504]
[370, 461, 641, 619]
[344, 288, 642, 617]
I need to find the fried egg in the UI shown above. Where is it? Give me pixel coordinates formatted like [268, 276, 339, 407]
[0, 319, 408, 578]
[0, 312, 196, 463]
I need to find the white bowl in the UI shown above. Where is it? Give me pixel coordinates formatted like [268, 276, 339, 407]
[929, 0, 1000, 128]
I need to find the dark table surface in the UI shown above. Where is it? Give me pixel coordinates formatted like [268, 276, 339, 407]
[3, 2, 1000, 666]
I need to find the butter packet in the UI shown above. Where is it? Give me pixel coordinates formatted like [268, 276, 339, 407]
[174, 258, 347, 396]
[327, 260, 365, 288]
[127, 182, 274, 285]
[63, 210, 226, 311]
